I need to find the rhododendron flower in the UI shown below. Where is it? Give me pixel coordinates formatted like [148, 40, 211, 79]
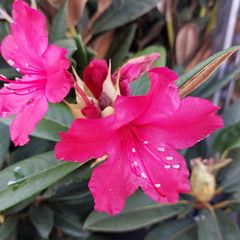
[83, 53, 159, 99]
[55, 67, 223, 215]
[0, 0, 73, 146]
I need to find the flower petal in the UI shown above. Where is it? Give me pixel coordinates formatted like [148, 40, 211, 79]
[113, 53, 160, 95]
[10, 94, 48, 146]
[0, 86, 32, 117]
[1, 0, 48, 74]
[138, 97, 223, 149]
[83, 59, 108, 99]
[89, 140, 138, 215]
[127, 132, 189, 203]
[43, 45, 70, 74]
[55, 114, 120, 162]
[45, 70, 73, 103]
[12, 0, 48, 56]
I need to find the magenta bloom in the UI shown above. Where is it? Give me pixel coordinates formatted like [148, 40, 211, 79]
[0, 0, 73, 146]
[83, 53, 159, 99]
[55, 67, 223, 215]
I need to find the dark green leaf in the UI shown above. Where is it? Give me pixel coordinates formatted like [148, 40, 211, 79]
[106, 24, 137, 70]
[49, 2, 67, 43]
[132, 45, 167, 67]
[218, 149, 240, 192]
[0, 152, 80, 212]
[55, 39, 77, 58]
[177, 46, 240, 88]
[222, 101, 240, 128]
[44, 103, 74, 128]
[0, 216, 18, 240]
[83, 191, 188, 232]
[1, 103, 73, 142]
[29, 205, 54, 239]
[198, 209, 240, 240]
[196, 67, 240, 98]
[131, 73, 150, 96]
[0, 122, 9, 167]
[213, 124, 240, 153]
[145, 218, 197, 240]
[92, 0, 159, 34]
[55, 208, 88, 238]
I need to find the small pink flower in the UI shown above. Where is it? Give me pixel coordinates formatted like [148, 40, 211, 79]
[55, 67, 223, 215]
[0, 0, 73, 146]
[83, 53, 159, 99]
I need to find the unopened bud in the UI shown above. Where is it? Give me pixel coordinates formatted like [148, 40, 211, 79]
[190, 158, 215, 202]
[176, 23, 198, 65]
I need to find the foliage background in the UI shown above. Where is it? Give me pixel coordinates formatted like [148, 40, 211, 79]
[0, 0, 240, 239]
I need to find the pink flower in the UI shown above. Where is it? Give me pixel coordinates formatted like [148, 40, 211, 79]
[0, 0, 73, 146]
[83, 53, 159, 99]
[55, 67, 223, 215]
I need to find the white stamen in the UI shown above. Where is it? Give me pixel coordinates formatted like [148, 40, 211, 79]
[154, 183, 161, 188]
[158, 147, 165, 152]
[164, 164, 171, 169]
[173, 164, 180, 169]
[141, 172, 147, 178]
[132, 147, 136, 153]
[166, 156, 173, 160]
[144, 140, 149, 145]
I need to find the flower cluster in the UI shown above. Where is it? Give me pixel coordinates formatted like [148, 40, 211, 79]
[0, 0, 223, 215]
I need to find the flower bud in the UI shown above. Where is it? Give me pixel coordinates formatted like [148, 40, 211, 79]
[190, 158, 215, 202]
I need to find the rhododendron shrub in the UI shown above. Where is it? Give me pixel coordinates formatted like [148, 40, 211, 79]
[0, 0, 73, 146]
[3, 2, 239, 235]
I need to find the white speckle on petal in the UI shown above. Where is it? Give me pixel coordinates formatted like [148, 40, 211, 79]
[164, 164, 171, 169]
[144, 141, 149, 145]
[154, 183, 161, 188]
[173, 164, 180, 169]
[16, 68, 21, 72]
[25, 62, 29, 67]
[166, 156, 173, 160]
[141, 172, 147, 178]
[158, 147, 165, 152]
[133, 161, 138, 166]
[132, 147, 136, 153]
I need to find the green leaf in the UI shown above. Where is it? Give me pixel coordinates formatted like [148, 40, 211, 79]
[55, 39, 77, 58]
[0, 152, 80, 212]
[49, 2, 67, 43]
[44, 103, 74, 128]
[83, 191, 189, 232]
[195, 67, 240, 98]
[55, 208, 88, 238]
[222, 101, 240, 128]
[106, 24, 137, 70]
[132, 45, 167, 67]
[213, 101, 240, 153]
[1, 103, 73, 142]
[92, 0, 159, 34]
[145, 218, 197, 240]
[130, 73, 150, 96]
[217, 149, 240, 192]
[198, 209, 240, 240]
[0, 123, 9, 167]
[0, 216, 18, 240]
[177, 46, 240, 96]
[29, 205, 54, 239]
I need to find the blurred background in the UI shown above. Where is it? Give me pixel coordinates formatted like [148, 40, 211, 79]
[0, 0, 240, 239]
